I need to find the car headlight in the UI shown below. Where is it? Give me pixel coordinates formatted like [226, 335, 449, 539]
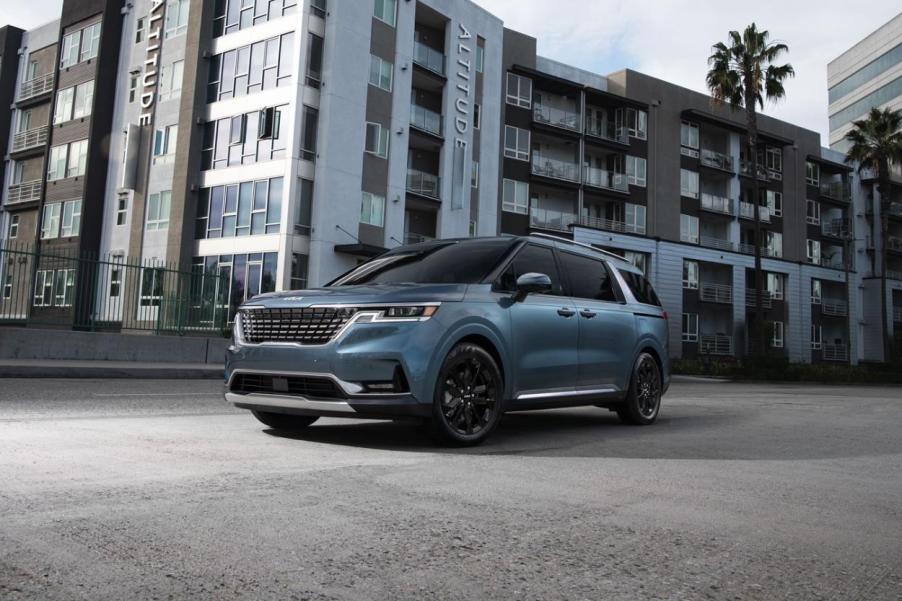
[373, 305, 439, 321]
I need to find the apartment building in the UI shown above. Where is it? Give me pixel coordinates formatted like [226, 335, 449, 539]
[0, 0, 886, 363]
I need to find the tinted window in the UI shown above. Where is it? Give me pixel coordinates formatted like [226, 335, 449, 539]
[330, 239, 514, 286]
[558, 251, 618, 302]
[496, 244, 563, 295]
[620, 270, 662, 306]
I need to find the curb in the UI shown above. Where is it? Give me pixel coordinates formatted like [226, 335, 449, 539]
[0, 361, 224, 379]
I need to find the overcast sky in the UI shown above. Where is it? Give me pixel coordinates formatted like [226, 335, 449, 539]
[3, 1, 899, 143]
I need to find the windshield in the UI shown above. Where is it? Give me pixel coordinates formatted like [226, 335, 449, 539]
[330, 239, 516, 286]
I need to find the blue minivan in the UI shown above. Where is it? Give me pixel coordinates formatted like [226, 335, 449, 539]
[225, 234, 669, 445]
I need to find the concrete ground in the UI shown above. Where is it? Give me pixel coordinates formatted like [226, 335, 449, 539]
[1, 378, 900, 600]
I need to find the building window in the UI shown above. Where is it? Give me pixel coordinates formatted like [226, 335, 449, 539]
[767, 231, 783, 258]
[503, 125, 530, 161]
[196, 177, 283, 239]
[33, 270, 53, 307]
[2, 275, 11, 300]
[310, 0, 325, 18]
[807, 239, 821, 264]
[623, 251, 648, 275]
[300, 106, 318, 161]
[129, 73, 138, 103]
[361, 191, 385, 227]
[811, 279, 822, 304]
[60, 199, 82, 237]
[680, 214, 699, 244]
[682, 313, 698, 342]
[502, 179, 528, 214]
[146, 191, 171, 231]
[291, 254, 309, 290]
[373, 0, 397, 27]
[110, 265, 122, 298]
[626, 155, 646, 187]
[54, 87, 74, 125]
[117, 196, 129, 226]
[771, 321, 784, 348]
[164, 0, 190, 38]
[54, 81, 94, 124]
[763, 190, 782, 217]
[48, 145, 67, 181]
[40, 203, 61, 239]
[806, 161, 820, 186]
[140, 268, 164, 307]
[8, 215, 19, 239]
[11, 161, 24, 185]
[369, 55, 393, 92]
[295, 178, 313, 235]
[306, 33, 324, 88]
[60, 31, 79, 68]
[806, 199, 820, 225]
[207, 33, 294, 101]
[153, 125, 178, 162]
[811, 324, 822, 350]
[505, 72, 532, 108]
[473, 103, 481, 129]
[365, 122, 389, 158]
[159, 60, 184, 102]
[682, 260, 699, 289]
[765, 272, 784, 300]
[680, 120, 699, 153]
[65, 140, 88, 178]
[53, 269, 76, 307]
[136, 17, 145, 43]
[471, 162, 479, 188]
[60, 22, 101, 69]
[476, 42, 485, 73]
[625, 203, 646, 234]
[680, 169, 699, 198]
[765, 146, 782, 173]
[213, 0, 299, 37]
[201, 105, 288, 170]
[80, 23, 101, 62]
[624, 107, 647, 139]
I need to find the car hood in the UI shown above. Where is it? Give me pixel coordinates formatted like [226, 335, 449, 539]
[242, 283, 468, 309]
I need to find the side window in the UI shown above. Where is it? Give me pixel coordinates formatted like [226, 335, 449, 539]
[558, 251, 618, 302]
[495, 244, 563, 295]
[620, 270, 662, 307]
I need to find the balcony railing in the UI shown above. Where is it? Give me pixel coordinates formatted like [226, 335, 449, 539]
[888, 236, 902, 252]
[578, 215, 645, 235]
[739, 202, 771, 223]
[745, 289, 773, 309]
[700, 193, 733, 215]
[821, 299, 848, 316]
[413, 41, 445, 75]
[820, 180, 850, 201]
[404, 232, 434, 245]
[18, 72, 54, 102]
[739, 161, 768, 180]
[531, 155, 580, 182]
[530, 207, 578, 232]
[582, 166, 629, 192]
[893, 307, 902, 322]
[410, 104, 442, 136]
[822, 344, 849, 362]
[888, 202, 902, 218]
[11, 126, 48, 153]
[699, 334, 734, 356]
[406, 169, 441, 199]
[887, 270, 902, 281]
[699, 236, 734, 251]
[821, 219, 849, 239]
[585, 120, 628, 144]
[6, 180, 42, 205]
[700, 149, 733, 172]
[533, 104, 580, 131]
[699, 283, 733, 304]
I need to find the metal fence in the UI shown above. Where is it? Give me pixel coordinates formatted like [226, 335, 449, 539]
[0, 242, 229, 335]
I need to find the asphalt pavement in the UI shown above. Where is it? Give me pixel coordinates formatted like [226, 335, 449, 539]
[1, 378, 900, 600]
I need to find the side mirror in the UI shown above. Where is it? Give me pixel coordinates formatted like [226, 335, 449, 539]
[514, 272, 552, 301]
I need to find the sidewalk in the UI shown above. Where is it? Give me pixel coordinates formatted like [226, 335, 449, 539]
[0, 359, 223, 379]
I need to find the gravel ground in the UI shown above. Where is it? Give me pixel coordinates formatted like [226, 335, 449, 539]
[1, 378, 900, 600]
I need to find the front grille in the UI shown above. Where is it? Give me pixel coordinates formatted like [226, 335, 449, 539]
[230, 373, 346, 399]
[240, 307, 357, 345]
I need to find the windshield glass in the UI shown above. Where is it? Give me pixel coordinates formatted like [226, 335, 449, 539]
[330, 239, 515, 286]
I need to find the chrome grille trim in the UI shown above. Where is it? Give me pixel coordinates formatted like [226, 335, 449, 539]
[240, 307, 357, 345]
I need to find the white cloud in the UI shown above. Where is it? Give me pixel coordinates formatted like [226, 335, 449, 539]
[478, 0, 901, 143]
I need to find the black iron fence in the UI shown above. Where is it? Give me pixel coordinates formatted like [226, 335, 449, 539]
[0, 242, 229, 335]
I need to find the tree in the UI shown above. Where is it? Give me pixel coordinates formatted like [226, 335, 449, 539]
[706, 23, 794, 356]
[844, 107, 902, 362]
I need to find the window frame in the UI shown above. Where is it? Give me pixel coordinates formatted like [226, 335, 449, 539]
[40, 203, 61, 240]
[364, 122, 389, 159]
[502, 178, 529, 214]
[60, 199, 82, 238]
[682, 259, 699, 290]
[146, 190, 172, 231]
[368, 55, 393, 92]
[373, 0, 397, 27]
[680, 168, 699, 199]
[680, 213, 699, 244]
[360, 191, 385, 227]
[771, 321, 785, 348]
[505, 72, 532, 109]
[503, 125, 530, 161]
[682, 313, 698, 342]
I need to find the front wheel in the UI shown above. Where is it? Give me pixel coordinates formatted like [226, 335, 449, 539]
[252, 410, 319, 432]
[428, 343, 504, 446]
[616, 352, 662, 425]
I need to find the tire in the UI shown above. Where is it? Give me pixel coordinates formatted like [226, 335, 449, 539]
[251, 410, 319, 432]
[427, 343, 504, 446]
[616, 352, 663, 426]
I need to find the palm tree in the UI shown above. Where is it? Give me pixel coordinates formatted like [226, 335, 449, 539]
[844, 107, 902, 362]
[706, 24, 794, 356]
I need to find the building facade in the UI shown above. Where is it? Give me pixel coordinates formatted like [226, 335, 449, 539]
[0, 0, 894, 363]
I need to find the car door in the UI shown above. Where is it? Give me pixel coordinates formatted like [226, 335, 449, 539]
[495, 243, 579, 398]
[557, 251, 637, 391]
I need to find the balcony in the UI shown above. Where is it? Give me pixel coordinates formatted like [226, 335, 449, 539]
[18, 73, 54, 102]
[406, 169, 440, 199]
[745, 289, 773, 309]
[887, 270, 902, 281]
[578, 214, 645, 235]
[700, 193, 733, 216]
[739, 161, 768, 180]
[821, 219, 849, 239]
[699, 283, 733, 304]
[404, 232, 434, 245]
[821, 299, 848, 317]
[410, 105, 442, 137]
[887, 202, 902, 219]
[585, 120, 628, 144]
[530, 207, 577, 232]
[820, 180, 850, 202]
[413, 41, 445, 76]
[739, 202, 770, 223]
[582, 166, 628, 192]
[700, 149, 734, 172]
[699, 236, 734, 252]
[699, 334, 734, 356]
[531, 155, 580, 182]
[533, 105, 580, 132]
[11, 126, 48, 154]
[888, 236, 902, 253]
[6, 180, 42, 205]
[893, 307, 902, 323]
[822, 344, 849, 362]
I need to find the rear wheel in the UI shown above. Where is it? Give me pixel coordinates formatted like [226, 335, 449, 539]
[428, 343, 503, 446]
[251, 410, 319, 432]
[616, 352, 662, 425]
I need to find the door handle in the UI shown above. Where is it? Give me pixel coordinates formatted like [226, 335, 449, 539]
[557, 308, 576, 317]
[580, 310, 597, 319]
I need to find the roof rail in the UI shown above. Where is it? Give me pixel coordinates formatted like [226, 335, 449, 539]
[529, 232, 626, 261]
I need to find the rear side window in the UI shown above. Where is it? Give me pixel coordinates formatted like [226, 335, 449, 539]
[495, 244, 564, 295]
[619, 270, 662, 307]
[558, 251, 618, 302]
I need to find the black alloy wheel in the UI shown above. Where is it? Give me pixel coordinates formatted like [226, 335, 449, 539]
[616, 352, 662, 425]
